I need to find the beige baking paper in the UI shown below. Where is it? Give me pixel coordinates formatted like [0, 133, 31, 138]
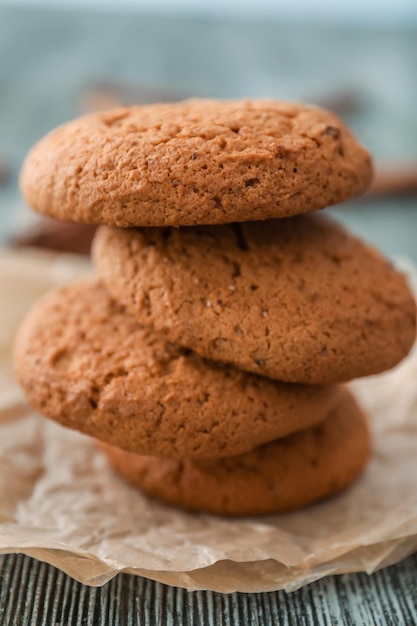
[1, 247, 417, 593]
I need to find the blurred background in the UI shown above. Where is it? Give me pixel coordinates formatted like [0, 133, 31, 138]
[0, 0, 416, 257]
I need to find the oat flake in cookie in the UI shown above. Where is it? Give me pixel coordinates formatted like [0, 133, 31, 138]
[20, 99, 373, 226]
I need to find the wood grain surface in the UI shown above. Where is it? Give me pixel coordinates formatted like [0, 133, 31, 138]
[1, 553, 417, 625]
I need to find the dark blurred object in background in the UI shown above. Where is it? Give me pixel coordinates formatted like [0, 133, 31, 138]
[365, 165, 417, 199]
[78, 81, 364, 117]
[78, 82, 191, 113]
[0, 156, 9, 187]
[11, 219, 96, 255]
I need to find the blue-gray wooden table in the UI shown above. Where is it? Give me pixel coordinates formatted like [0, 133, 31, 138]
[0, 7, 416, 624]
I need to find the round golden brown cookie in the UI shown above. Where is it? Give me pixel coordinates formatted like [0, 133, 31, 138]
[92, 214, 416, 385]
[20, 99, 372, 227]
[13, 278, 338, 459]
[98, 388, 371, 516]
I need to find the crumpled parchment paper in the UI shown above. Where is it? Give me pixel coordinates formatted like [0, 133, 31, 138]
[1, 247, 417, 593]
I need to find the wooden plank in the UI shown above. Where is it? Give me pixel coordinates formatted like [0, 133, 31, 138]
[1, 553, 417, 625]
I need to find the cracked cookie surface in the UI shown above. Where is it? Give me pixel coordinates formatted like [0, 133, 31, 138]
[99, 387, 371, 516]
[93, 214, 416, 384]
[20, 99, 372, 226]
[13, 279, 338, 459]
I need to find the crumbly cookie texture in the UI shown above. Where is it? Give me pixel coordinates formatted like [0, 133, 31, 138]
[92, 214, 416, 385]
[99, 387, 371, 516]
[13, 278, 338, 459]
[20, 99, 372, 226]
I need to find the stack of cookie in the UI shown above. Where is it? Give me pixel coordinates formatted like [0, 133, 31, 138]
[14, 100, 416, 516]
